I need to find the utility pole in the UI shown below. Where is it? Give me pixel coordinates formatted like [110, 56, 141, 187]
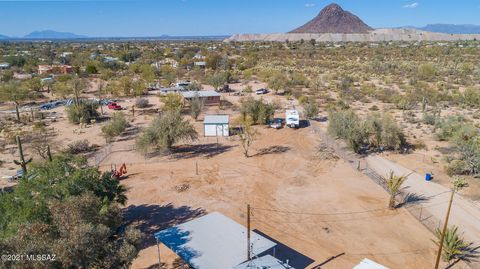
[247, 204, 251, 261]
[434, 178, 467, 269]
[434, 190, 455, 269]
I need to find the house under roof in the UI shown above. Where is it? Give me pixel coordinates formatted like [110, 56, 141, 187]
[181, 90, 220, 99]
[154, 212, 277, 269]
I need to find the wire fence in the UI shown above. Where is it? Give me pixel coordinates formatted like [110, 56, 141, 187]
[312, 126, 447, 244]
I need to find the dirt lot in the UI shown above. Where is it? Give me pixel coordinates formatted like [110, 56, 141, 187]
[102, 121, 443, 269]
[0, 81, 466, 268]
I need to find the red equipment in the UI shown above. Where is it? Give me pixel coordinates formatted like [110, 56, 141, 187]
[108, 102, 123, 110]
[111, 163, 127, 179]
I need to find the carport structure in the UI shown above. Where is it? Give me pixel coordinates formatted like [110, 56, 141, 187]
[154, 212, 279, 269]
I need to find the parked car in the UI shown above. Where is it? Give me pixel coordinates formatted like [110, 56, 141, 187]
[256, 88, 268, 95]
[107, 102, 123, 110]
[269, 118, 283, 129]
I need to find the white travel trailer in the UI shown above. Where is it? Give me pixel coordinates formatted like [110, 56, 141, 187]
[286, 110, 300, 128]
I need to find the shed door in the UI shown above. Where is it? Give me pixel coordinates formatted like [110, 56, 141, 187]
[204, 124, 217, 137]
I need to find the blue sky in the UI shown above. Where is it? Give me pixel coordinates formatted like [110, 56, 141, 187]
[1, 0, 480, 37]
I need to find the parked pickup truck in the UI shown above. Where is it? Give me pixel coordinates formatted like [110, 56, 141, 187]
[107, 102, 123, 110]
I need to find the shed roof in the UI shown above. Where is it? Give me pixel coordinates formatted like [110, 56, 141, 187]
[204, 115, 229, 124]
[181, 90, 220, 99]
[353, 259, 389, 269]
[154, 212, 276, 269]
[234, 255, 295, 269]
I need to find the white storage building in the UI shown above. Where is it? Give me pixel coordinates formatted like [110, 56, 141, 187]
[203, 115, 229, 137]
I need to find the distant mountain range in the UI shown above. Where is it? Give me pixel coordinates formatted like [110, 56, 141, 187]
[24, 30, 86, 39]
[0, 30, 227, 40]
[401, 24, 480, 34]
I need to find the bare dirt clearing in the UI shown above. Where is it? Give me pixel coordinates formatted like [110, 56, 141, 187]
[114, 124, 440, 269]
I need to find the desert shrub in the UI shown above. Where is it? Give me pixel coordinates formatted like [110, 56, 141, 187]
[369, 105, 379, 111]
[435, 116, 466, 141]
[65, 140, 93, 154]
[101, 112, 129, 142]
[422, 112, 437, 125]
[446, 160, 470, 176]
[243, 85, 253, 93]
[135, 98, 149, 108]
[66, 101, 99, 124]
[462, 87, 480, 108]
[418, 64, 436, 81]
[303, 101, 319, 120]
[365, 113, 405, 150]
[329, 110, 405, 153]
[328, 109, 366, 152]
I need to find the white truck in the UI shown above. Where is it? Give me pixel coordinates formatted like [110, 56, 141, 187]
[286, 110, 300, 128]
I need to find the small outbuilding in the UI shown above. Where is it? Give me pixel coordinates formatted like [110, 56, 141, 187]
[204, 115, 229, 137]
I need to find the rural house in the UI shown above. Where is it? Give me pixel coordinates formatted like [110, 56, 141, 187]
[181, 90, 221, 106]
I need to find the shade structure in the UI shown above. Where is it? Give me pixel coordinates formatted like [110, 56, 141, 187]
[154, 212, 277, 269]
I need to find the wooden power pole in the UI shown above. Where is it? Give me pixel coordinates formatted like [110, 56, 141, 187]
[434, 190, 455, 269]
[247, 204, 251, 261]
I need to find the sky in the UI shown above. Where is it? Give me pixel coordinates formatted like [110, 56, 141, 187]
[1, 0, 480, 37]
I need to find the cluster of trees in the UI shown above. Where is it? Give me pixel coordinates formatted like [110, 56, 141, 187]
[0, 155, 143, 268]
[239, 97, 276, 125]
[434, 116, 480, 176]
[328, 109, 406, 153]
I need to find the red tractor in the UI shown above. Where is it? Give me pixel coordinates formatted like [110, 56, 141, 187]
[111, 163, 127, 179]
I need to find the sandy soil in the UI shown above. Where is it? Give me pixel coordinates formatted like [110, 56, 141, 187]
[105, 121, 442, 269]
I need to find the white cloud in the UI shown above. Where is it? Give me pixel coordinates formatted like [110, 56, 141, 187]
[305, 3, 316, 8]
[403, 2, 419, 9]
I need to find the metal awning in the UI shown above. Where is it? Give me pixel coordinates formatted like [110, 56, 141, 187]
[155, 212, 276, 269]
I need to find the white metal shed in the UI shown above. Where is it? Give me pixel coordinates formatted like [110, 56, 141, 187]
[204, 115, 229, 137]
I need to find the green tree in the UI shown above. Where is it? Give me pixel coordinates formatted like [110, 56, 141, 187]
[26, 77, 42, 92]
[235, 116, 257, 157]
[66, 101, 99, 124]
[190, 93, 204, 120]
[136, 110, 198, 153]
[268, 72, 287, 94]
[0, 81, 31, 121]
[162, 93, 184, 112]
[207, 72, 229, 91]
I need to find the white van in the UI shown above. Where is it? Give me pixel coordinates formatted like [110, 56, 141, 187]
[286, 110, 300, 128]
